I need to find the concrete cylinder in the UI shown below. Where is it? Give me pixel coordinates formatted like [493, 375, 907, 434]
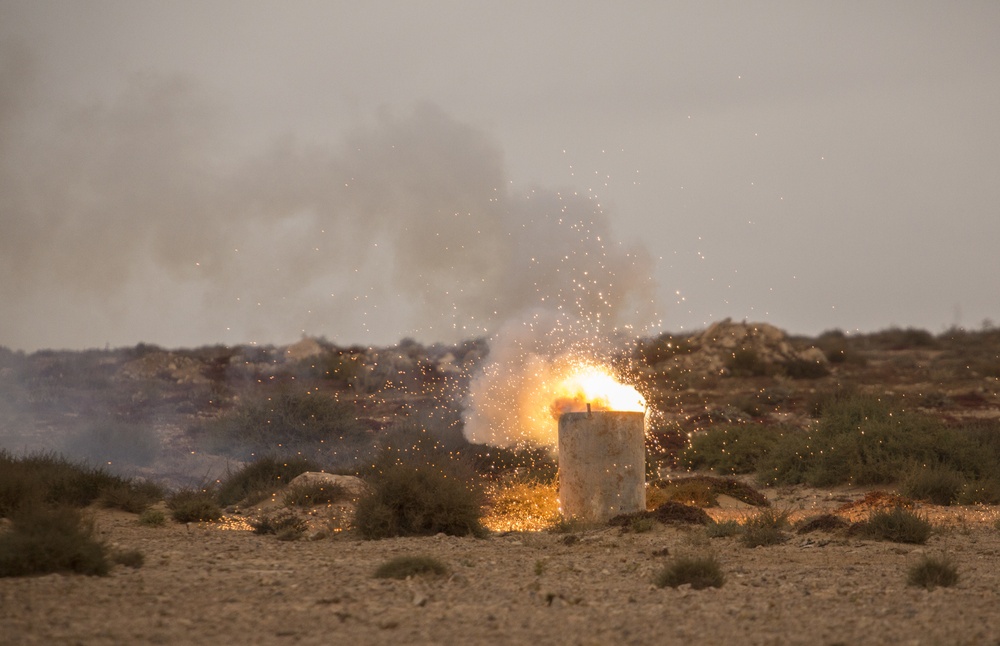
[557, 410, 646, 522]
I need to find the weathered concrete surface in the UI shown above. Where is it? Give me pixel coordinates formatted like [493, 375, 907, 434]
[558, 411, 645, 522]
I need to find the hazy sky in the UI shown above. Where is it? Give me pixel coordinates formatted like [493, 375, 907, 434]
[2, 1, 999, 351]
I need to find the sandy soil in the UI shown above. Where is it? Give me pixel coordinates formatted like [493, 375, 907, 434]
[3, 488, 1000, 646]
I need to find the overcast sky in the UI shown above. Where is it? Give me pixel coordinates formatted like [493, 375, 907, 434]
[2, 2, 998, 352]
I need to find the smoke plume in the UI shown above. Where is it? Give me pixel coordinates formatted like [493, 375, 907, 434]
[1, 51, 658, 447]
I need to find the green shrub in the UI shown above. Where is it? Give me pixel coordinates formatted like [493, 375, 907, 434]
[855, 507, 932, 544]
[0, 506, 110, 577]
[99, 480, 166, 513]
[138, 508, 166, 527]
[740, 508, 790, 547]
[654, 554, 724, 589]
[907, 555, 958, 590]
[783, 357, 830, 379]
[354, 462, 485, 539]
[680, 424, 780, 475]
[166, 489, 222, 523]
[0, 450, 128, 517]
[374, 556, 448, 580]
[955, 478, 1000, 505]
[705, 519, 743, 538]
[900, 466, 966, 505]
[216, 456, 320, 507]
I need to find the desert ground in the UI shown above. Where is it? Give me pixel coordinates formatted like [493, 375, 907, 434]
[2, 321, 1000, 645]
[2, 490, 999, 646]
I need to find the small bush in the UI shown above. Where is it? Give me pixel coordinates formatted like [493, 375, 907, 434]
[854, 506, 932, 544]
[374, 555, 448, 580]
[782, 358, 830, 379]
[680, 425, 780, 475]
[705, 519, 743, 538]
[0, 506, 110, 577]
[0, 450, 128, 517]
[138, 508, 166, 527]
[654, 554, 724, 590]
[900, 466, 965, 506]
[354, 462, 485, 539]
[216, 456, 320, 507]
[99, 480, 165, 514]
[908, 555, 959, 590]
[166, 489, 222, 523]
[740, 508, 790, 547]
[955, 478, 1000, 505]
[250, 510, 308, 540]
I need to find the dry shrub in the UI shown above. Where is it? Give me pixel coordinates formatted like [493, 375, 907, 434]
[654, 554, 724, 590]
[0, 506, 110, 577]
[166, 489, 222, 523]
[908, 555, 959, 590]
[740, 508, 791, 547]
[851, 506, 932, 544]
[354, 462, 485, 539]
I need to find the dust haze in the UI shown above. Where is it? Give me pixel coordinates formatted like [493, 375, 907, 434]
[1, 43, 654, 353]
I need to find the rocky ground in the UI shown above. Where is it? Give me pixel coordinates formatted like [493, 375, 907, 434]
[2, 487, 999, 646]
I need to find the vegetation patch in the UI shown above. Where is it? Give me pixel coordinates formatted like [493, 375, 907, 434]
[851, 506, 932, 544]
[216, 456, 320, 507]
[900, 466, 965, 506]
[98, 480, 165, 514]
[354, 461, 485, 539]
[374, 555, 448, 580]
[0, 506, 110, 577]
[166, 489, 222, 523]
[908, 555, 959, 590]
[740, 508, 791, 547]
[138, 508, 166, 527]
[654, 554, 724, 590]
[0, 450, 128, 517]
[705, 519, 743, 538]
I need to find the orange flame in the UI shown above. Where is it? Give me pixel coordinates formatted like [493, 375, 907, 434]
[549, 364, 646, 417]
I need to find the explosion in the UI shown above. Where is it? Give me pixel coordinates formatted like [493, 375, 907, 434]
[548, 363, 646, 417]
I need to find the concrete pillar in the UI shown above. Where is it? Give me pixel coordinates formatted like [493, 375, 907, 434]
[557, 410, 645, 522]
